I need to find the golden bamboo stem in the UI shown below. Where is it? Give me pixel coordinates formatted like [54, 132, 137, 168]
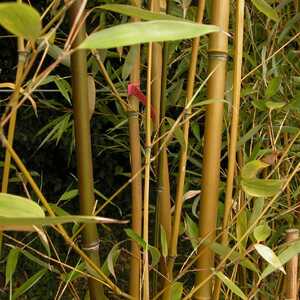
[128, 1, 143, 298]
[195, 0, 230, 298]
[213, 0, 245, 298]
[285, 229, 299, 300]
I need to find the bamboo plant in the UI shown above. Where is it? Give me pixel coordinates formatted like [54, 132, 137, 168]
[69, 2, 105, 299]
[195, 0, 230, 299]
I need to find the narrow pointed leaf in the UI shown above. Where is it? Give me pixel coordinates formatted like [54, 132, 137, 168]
[79, 21, 219, 49]
[262, 240, 300, 278]
[160, 225, 168, 258]
[241, 160, 269, 179]
[98, 4, 184, 21]
[254, 223, 271, 242]
[215, 271, 247, 300]
[5, 248, 20, 286]
[0, 3, 42, 39]
[12, 268, 47, 300]
[251, 0, 280, 22]
[254, 244, 286, 274]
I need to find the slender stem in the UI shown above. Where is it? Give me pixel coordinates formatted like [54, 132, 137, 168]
[69, 2, 104, 299]
[195, 0, 230, 298]
[142, 42, 153, 300]
[168, 0, 206, 280]
[213, 1, 245, 299]
[128, 1, 143, 298]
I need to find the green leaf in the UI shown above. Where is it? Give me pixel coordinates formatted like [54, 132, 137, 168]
[5, 248, 19, 286]
[79, 20, 219, 49]
[124, 228, 160, 266]
[160, 225, 168, 258]
[101, 244, 120, 279]
[249, 198, 265, 226]
[171, 282, 183, 300]
[208, 242, 259, 273]
[59, 189, 79, 201]
[262, 240, 300, 278]
[98, 4, 184, 21]
[254, 223, 271, 242]
[254, 244, 285, 274]
[12, 268, 47, 300]
[241, 160, 269, 179]
[265, 77, 281, 98]
[166, 117, 185, 149]
[0, 215, 126, 227]
[0, 193, 45, 218]
[184, 213, 199, 250]
[265, 101, 285, 110]
[251, 0, 279, 22]
[215, 271, 247, 300]
[0, 3, 41, 40]
[122, 45, 138, 80]
[241, 178, 283, 197]
[61, 262, 85, 283]
[236, 210, 248, 252]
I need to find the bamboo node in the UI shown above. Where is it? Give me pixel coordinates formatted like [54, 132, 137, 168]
[127, 111, 139, 119]
[82, 240, 100, 251]
[207, 51, 228, 61]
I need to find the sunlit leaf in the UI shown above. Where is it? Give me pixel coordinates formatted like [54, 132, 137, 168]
[79, 20, 219, 49]
[254, 244, 285, 274]
[0, 3, 41, 39]
[215, 271, 247, 300]
[59, 189, 78, 201]
[184, 213, 199, 250]
[241, 178, 283, 197]
[101, 244, 120, 279]
[265, 101, 285, 110]
[122, 45, 138, 80]
[251, 0, 279, 22]
[262, 240, 300, 278]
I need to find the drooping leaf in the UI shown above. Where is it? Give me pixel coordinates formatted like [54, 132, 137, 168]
[215, 271, 247, 300]
[0, 3, 42, 40]
[254, 223, 271, 242]
[249, 198, 265, 226]
[88, 75, 96, 119]
[251, 0, 280, 22]
[5, 248, 20, 286]
[149, 245, 161, 267]
[254, 244, 285, 274]
[262, 240, 300, 278]
[171, 282, 184, 300]
[236, 210, 248, 252]
[241, 178, 283, 198]
[79, 20, 219, 49]
[122, 46, 138, 80]
[265, 77, 281, 98]
[98, 4, 183, 21]
[101, 244, 120, 279]
[12, 269, 47, 300]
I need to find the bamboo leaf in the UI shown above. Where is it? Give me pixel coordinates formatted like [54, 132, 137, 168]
[98, 4, 183, 21]
[254, 223, 271, 242]
[265, 77, 281, 98]
[122, 46, 138, 80]
[249, 198, 265, 225]
[101, 244, 120, 279]
[241, 160, 269, 179]
[241, 178, 283, 197]
[171, 282, 183, 300]
[262, 240, 300, 278]
[251, 0, 280, 22]
[265, 101, 285, 110]
[254, 244, 286, 274]
[215, 271, 247, 300]
[184, 213, 199, 250]
[59, 189, 79, 201]
[166, 117, 186, 148]
[160, 225, 168, 258]
[0, 3, 41, 39]
[79, 21, 219, 49]
[12, 268, 47, 300]
[149, 245, 161, 267]
[5, 248, 19, 287]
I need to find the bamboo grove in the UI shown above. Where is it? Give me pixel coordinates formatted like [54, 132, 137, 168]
[0, 0, 299, 299]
